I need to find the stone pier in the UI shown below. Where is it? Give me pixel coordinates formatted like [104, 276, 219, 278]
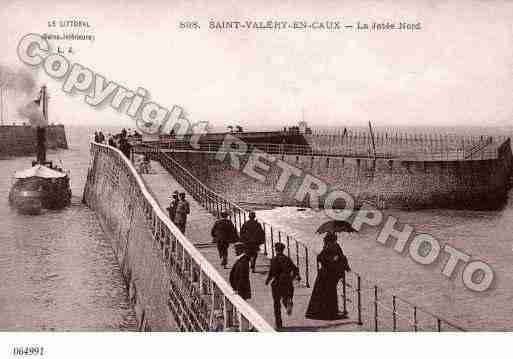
[84, 142, 465, 332]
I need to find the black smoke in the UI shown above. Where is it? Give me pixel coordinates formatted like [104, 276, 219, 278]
[0, 64, 43, 126]
[0, 65, 36, 94]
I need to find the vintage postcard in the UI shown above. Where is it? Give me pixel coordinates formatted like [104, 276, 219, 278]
[0, 0, 512, 357]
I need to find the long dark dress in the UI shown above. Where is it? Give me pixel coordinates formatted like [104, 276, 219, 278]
[229, 254, 251, 300]
[305, 241, 349, 320]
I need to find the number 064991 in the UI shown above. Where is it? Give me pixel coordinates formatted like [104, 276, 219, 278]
[12, 346, 44, 356]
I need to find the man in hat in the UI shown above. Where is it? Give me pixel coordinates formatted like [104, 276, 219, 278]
[211, 211, 239, 268]
[108, 134, 116, 148]
[119, 135, 132, 160]
[166, 191, 180, 223]
[265, 242, 300, 330]
[175, 192, 190, 234]
[229, 242, 251, 300]
[240, 211, 265, 273]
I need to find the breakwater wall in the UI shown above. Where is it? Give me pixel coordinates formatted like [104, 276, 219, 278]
[0, 125, 68, 157]
[167, 138, 513, 210]
[83, 142, 272, 331]
[144, 146, 466, 331]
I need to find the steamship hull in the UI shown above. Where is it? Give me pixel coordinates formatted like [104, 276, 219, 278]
[8, 188, 43, 215]
[8, 86, 72, 214]
[8, 174, 72, 215]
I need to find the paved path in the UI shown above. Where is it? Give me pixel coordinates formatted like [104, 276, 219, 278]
[142, 160, 362, 331]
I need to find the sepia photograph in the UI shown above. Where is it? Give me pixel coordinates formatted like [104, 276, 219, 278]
[0, 0, 512, 357]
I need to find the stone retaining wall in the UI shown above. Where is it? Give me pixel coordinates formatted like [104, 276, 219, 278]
[169, 139, 512, 210]
[0, 125, 68, 157]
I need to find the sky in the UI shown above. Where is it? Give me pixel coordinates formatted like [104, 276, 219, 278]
[0, 0, 512, 129]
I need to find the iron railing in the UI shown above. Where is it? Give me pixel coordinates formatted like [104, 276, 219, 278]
[138, 134, 501, 161]
[340, 272, 465, 331]
[307, 131, 502, 160]
[141, 145, 314, 289]
[86, 142, 274, 332]
[136, 144, 466, 332]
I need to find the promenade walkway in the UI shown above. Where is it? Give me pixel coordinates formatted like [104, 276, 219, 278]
[142, 160, 361, 331]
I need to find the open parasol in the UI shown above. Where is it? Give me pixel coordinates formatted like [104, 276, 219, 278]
[315, 220, 357, 235]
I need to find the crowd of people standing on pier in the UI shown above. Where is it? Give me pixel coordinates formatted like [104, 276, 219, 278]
[93, 128, 141, 159]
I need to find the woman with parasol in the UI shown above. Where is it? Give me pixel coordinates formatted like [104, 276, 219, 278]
[305, 220, 355, 321]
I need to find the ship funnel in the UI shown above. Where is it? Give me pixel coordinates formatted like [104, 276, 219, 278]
[18, 85, 48, 128]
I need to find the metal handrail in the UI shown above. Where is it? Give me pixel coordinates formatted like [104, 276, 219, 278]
[341, 272, 465, 332]
[142, 137, 501, 161]
[137, 144, 314, 288]
[89, 142, 274, 332]
[464, 137, 493, 159]
[138, 143, 465, 332]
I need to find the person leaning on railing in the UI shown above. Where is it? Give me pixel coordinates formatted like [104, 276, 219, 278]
[118, 134, 132, 160]
[166, 191, 179, 223]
